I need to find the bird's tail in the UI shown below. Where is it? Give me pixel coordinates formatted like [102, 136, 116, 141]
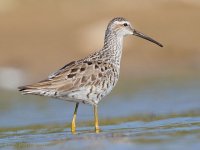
[18, 85, 44, 95]
[18, 85, 29, 93]
[18, 79, 57, 96]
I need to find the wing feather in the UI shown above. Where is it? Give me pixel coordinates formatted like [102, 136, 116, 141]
[18, 60, 117, 102]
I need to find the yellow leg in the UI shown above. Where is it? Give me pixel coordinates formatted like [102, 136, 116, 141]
[71, 102, 79, 134]
[94, 105, 100, 133]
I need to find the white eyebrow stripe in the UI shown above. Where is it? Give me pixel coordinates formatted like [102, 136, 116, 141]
[114, 20, 129, 25]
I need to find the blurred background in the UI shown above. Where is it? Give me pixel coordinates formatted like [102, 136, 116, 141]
[0, 0, 200, 149]
[0, 0, 200, 87]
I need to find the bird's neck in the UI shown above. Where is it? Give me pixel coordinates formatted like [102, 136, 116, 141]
[101, 30, 124, 67]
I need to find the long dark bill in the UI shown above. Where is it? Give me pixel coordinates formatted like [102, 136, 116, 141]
[133, 30, 163, 47]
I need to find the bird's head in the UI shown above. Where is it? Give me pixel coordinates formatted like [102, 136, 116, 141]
[107, 17, 163, 47]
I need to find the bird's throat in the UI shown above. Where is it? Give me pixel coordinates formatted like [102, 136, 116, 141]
[102, 32, 123, 67]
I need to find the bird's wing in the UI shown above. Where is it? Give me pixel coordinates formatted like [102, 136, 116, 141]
[48, 61, 76, 79]
[47, 60, 115, 91]
[19, 60, 117, 102]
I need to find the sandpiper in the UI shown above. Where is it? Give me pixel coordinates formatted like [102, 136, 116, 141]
[18, 17, 163, 133]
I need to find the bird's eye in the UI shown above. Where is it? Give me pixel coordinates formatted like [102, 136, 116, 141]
[123, 23, 128, 26]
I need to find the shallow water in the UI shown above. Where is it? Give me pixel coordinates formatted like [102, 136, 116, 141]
[0, 76, 200, 150]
